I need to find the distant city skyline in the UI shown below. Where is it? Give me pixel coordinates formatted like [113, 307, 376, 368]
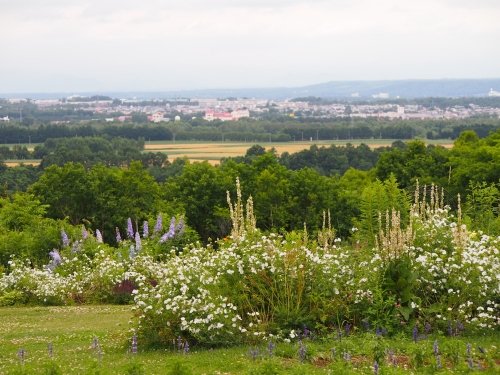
[1, 0, 499, 93]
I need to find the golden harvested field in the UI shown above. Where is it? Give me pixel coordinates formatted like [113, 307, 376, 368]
[4, 140, 453, 166]
[144, 139, 453, 164]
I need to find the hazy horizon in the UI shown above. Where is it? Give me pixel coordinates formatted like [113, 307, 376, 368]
[2, 0, 499, 93]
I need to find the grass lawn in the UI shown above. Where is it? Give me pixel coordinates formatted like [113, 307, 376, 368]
[0, 306, 498, 374]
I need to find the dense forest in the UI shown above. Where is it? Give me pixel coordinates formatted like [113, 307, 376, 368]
[0, 128, 499, 267]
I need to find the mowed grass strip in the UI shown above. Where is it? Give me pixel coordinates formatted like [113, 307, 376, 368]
[0, 306, 498, 374]
[0, 306, 329, 374]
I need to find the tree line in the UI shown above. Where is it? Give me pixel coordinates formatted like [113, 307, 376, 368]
[0, 129, 498, 266]
[1, 117, 499, 145]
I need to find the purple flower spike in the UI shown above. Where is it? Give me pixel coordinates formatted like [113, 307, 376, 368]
[131, 334, 138, 354]
[95, 229, 103, 243]
[298, 340, 306, 362]
[175, 218, 185, 236]
[168, 217, 176, 236]
[135, 231, 142, 252]
[49, 249, 62, 265]
[154, 214, 162, 234]
[127, 218, 134, 239]
[412, 326, 418, 343]
[159, 217, 176, 243]
[82, 226, 88, 240]
[143, 221, 149, 238]
[116, 227, 122, 243]
[61, 230, 69, 247]
[374, 360, 379, 375]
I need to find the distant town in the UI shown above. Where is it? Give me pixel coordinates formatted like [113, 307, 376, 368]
[1, 87, 500, 125]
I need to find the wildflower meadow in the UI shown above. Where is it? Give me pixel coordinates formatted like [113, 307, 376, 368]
[0, 179, 498, 373]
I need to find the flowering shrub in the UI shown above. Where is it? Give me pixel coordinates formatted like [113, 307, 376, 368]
[0, 181, 498, 347]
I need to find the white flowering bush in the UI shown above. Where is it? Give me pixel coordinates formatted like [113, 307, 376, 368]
[410, 206, 500, 331]
[0, 181, 498, 348]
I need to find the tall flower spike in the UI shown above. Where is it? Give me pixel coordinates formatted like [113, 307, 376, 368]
[127, 218, 134, 239]
[175, 218, 185, 236]
[143, 221, 149, 238]
[167, 217, 176, 238]
[61, 230, 69, 247]
[135, 231, 142, 252]
[82, 226, 88, 240]
[154, 213, 162, 234]
[95, 229, 103, 243]
[116, 227, 122, 243]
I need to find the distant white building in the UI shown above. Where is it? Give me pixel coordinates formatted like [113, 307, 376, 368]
[0, 116, 9, 122]
[148, 112, 169, 123]
[372, 92, 390, 99]
[488, 88, 500, 97]
[204, 108, 250, 121]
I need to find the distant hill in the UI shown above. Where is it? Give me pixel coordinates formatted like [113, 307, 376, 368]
[2, 79, 500, 100]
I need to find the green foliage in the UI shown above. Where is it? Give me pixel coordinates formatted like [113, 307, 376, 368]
[123, 362, 145, 375]
[465, 181, 500, 235]
[357, 175, 409, 246]
[43, 361, 63, 375]
[165, 362, 192, 375]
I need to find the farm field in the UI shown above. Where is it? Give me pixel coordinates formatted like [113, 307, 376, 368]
[3, 139, 454, 167]
[144, 139, 454, 164]
[0, 306, 498, 374]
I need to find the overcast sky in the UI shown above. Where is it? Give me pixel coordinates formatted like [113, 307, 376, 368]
[1, 0, 499, 92]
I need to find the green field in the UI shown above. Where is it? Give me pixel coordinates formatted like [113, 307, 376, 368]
[0, 306, 497, 374]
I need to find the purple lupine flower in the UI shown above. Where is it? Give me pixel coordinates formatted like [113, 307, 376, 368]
[135, 231, 142, 252]
[249, 347, 260, 361]
[116, 227, 122, 243]
[49, 249, 62, 265]
[48, 342, 53, 358]
[168, 217, 176, 236]
[82, 226, 88, 240]
[183, 340, 189, 355]
[95, 229, 103, 243]
[412, 326, 418, 343]
[175, 218, 185, 236]
[131, 334, 138, 354]
[154, 214, 162, 234]
[127, 218, 134, 239]
[344, 322, 351, 337]
[129, 245, 136, 259]
[143, 221, 149, 238]
[424, 322, 432, 335]
[343, 351, 351, 362]
[298, 340, 306, 362]
[267, 340, 275, 357]
[177, 336, 184, 352]
[61, 230, 70, 247]
[447, 321, 453, 336]
[376, 327, 383, 336]
[466, 343, 473, 369]
[159, 217, 176, 243]
[373, 360, 379, 375]
[71, 241, 81, 254]
[456, 320, 464, 334]
[92, 337, 100, 350]
[436, 354, 442, 369]
[302, 325, 311, 338]
[433, 340, 439, 356]
[18, 348, 26, 364]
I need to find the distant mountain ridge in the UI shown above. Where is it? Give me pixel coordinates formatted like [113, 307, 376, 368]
[2, 79, 500, 100]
